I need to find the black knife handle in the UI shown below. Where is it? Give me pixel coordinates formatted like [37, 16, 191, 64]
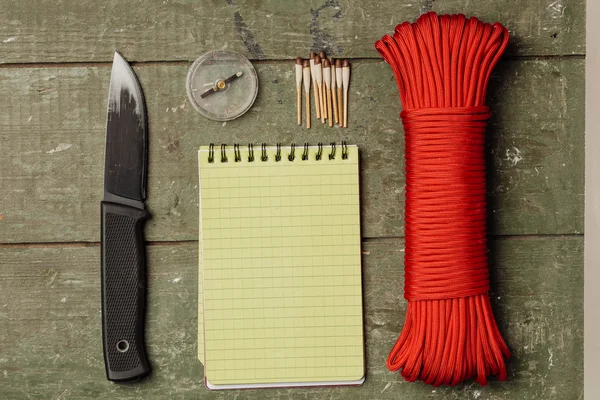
[101, 201, 151, 382]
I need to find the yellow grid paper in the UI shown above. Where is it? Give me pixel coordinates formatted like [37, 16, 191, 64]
[198, 144, 364, 388]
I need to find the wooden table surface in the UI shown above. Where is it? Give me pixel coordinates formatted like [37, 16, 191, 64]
[0, 1, 584, 399]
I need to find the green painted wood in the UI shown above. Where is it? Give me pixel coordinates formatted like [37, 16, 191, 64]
[0, 236, 582, 399]
[0, 59, 584, 243]
[0, 0, 584, 64]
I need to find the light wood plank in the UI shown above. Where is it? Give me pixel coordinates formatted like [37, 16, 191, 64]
[0, 59, 584, 243]
[0, 236, 582, 399]
[0, 0, 584, 64]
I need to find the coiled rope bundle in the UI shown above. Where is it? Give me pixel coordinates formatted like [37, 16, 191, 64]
[375, 12, 511, 386]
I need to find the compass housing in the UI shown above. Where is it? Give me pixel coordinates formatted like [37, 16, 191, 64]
[186, 50, 259, 121]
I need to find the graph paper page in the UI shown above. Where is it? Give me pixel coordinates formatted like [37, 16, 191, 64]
[198, 145, 363, 387]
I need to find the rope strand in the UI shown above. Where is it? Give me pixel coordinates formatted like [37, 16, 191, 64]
[375, 12, 510, 386]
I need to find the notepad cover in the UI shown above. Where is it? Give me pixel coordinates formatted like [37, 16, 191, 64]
[198, 145, 364, 389]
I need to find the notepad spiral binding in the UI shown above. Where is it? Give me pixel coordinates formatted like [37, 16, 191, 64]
[207, 141, 349, 163]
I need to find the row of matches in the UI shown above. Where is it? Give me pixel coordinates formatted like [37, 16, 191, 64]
[295, 52, 351, 129]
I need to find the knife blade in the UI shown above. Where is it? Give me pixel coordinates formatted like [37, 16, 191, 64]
[101, 51, 151, 382]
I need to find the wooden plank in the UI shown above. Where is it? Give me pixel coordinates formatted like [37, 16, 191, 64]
[0, 59, 584, 243]
[0, 236, 582, 399]
[0, 0, 584, 64]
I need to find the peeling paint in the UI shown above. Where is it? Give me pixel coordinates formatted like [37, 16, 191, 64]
[547, 0, 566, 18]
[46, 143, 72, 154]
[506, 147, 524, 166]
[46, 269, 58, 286]
[380, 382, 392, 393]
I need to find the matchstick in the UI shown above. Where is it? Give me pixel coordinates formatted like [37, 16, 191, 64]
[343, 59, 350, 128]
[336, 59, 343, 125]
[330, 57, 339, 124]
[303, 60, 311, 129]
[309, 52, 320, 119]
[295, 57, 303, 126]
[323, 59, 333, 127]
[314, 56, 325, 124]
[319, 51, 327, 122]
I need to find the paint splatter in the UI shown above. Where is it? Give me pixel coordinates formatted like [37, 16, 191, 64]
[309, 0, 344, 54]
[2, 36, 16, 43]
[232, 11, 265, 59]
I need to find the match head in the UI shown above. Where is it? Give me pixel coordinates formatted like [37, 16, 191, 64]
[314, 55, 321, 65]
[295, 57, 303, 65]
[336, 59, 342, 68]
[323, 59, 330, 68]
[343, 59, 350, 67]
[328, 56, 335, 65]
[303, 60, 310, 68]
[319, 51, 326, 59]
[310, 52, 315, 59]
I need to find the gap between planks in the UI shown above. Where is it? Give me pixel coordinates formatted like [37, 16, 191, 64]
[0, 54, 586, 69]
[0, 234, 584, 249]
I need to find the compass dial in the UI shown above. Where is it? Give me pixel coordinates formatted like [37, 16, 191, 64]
[186, 50, 259, 121]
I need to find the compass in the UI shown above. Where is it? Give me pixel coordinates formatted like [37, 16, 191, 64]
[186, 50, 259, 121]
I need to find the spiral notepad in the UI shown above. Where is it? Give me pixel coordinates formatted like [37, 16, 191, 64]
[198, 143, 364, 390]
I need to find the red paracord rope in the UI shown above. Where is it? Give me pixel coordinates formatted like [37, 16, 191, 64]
[375, 12, 511, 386]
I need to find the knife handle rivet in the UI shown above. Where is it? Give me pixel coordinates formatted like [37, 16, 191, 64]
[116, 340, 130, 353]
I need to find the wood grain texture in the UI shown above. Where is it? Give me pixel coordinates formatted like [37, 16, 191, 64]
[0, 59, 584, 243]
[0, 2, 584, 399]
[0, 0, 584, 64]
[0, 237, 582, 399]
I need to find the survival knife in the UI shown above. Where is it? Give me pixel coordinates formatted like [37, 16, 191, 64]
[101, 51, 151, 382]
